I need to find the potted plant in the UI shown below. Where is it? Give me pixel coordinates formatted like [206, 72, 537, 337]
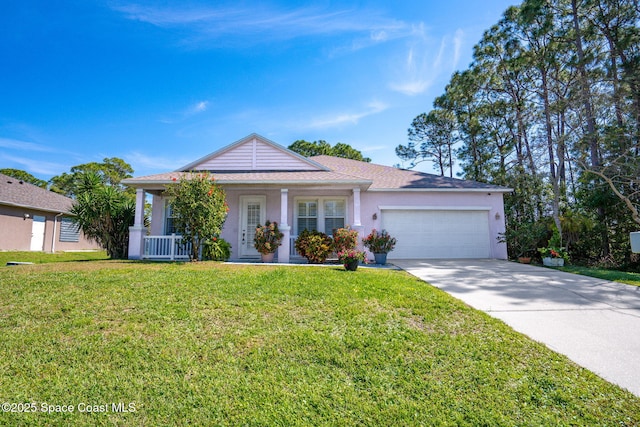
[362, 229, 397, 264]
[538, 247, 568, 266]
[254, 221, 283, 262]
[294, 229, 333, 264]
[337, 249, 366, 271]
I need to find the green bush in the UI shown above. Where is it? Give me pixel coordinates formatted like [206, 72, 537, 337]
[295, 230, 333, 264]
[203, 238, 232, 261]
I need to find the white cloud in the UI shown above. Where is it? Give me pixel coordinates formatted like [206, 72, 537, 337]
[389, 28, 466, 96]
[111, 2, 409, 48]
[0, 153, 66, 175]
[0, 137, 56, 153]
[307, 101, 388, 129]
[158, 100, 210, 124]
[185, 101, 209, 116]
[192, 101, 208, 113]
[124, 151, 190, 174]
[452, 29, 465, 71]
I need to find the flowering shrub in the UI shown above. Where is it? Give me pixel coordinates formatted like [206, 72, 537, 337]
[295, 230, 333, 264]
[333, 227, 359, 253]
[254, 221, 284, 254]
[165, 172, 228, 261]
[362, 229, 397, 254]
[337, 249, 366, 266]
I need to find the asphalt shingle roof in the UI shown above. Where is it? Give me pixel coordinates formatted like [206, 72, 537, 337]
[122, 154, 510, 192]
[310, 156, 509, 191]
[0, 173, 73, 213]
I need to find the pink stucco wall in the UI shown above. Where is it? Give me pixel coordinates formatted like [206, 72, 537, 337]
[358, 191, 507, 259]
[151, 187, 507, 260]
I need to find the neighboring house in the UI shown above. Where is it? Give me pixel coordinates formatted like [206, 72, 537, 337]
[123, 133, 511, 262]
[0, 173, 100, 252]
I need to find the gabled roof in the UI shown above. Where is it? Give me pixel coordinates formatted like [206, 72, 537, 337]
[178, 133, 328, 172]
[310, 156, 512, 192]
[122, 133, 511, 193]
[0, 173, 74, 213]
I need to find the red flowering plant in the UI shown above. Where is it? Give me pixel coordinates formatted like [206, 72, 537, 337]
[538, 247, 568, 260]
[538, 229, 569, 261]
[332, 226, 359, 253]
[362, 229, 397, 254]
[164, 172, 228, 261]
[337, 249, 366, 266]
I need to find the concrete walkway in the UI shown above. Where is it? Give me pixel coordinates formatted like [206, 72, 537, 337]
[393, 259, 640, 397]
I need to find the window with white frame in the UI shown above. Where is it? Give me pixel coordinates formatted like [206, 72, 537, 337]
[296, 198, 346, 235]
[164, 201, 176, 235]
[297, 200, 318, 233]
[324, 199, 345, 232]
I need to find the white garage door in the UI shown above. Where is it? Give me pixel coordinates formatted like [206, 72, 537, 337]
[381, 209, 491, 259]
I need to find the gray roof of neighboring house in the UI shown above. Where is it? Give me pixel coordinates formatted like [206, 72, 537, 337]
[0, 173, 74, 213]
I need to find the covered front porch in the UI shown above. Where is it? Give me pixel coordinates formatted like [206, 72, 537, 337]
[128, 185, 367, 263]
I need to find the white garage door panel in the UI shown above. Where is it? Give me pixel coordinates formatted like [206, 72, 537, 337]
[382, 210, 490, 259]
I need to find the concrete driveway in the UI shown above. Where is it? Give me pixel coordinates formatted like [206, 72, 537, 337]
[393, 259, 640, 397]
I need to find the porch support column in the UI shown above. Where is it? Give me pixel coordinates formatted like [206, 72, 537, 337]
[352, 187, 362, 227]
[352, 187, 364, 245]
[278, 188, 290, 263]
[128, 188, 146, 260]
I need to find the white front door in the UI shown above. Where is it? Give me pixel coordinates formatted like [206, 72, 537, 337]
[239, 196, 266, 257]
[30, 215, 46, 251]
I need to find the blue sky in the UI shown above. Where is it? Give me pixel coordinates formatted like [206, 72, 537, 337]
[1, 1, 516, 180]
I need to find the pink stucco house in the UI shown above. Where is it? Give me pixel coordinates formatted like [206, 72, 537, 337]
[123, 134, 511, 262]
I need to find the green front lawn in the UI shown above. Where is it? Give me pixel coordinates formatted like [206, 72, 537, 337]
[0, 250, 108, 266]
[1, 261, 639, 426]
[558, 265, 640, 287]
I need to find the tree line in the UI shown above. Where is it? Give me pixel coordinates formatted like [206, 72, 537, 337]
[397, 0, 639, 268]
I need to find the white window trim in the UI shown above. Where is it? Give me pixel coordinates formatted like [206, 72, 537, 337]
[294, 197, 348, 235]
[164, 198, 176, 235]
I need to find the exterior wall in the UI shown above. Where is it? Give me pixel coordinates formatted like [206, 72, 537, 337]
[359, 191, 508, 259]
[0, 205, 100, 252]
[145, 187, 507, 261]
[152, 188, 356, 260]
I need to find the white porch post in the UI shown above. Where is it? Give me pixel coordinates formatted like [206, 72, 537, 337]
[352, 188, 362, 227]
[128, 188, 146, 260]
[278, 188, 290, 263]
[352, 187, 364, 244]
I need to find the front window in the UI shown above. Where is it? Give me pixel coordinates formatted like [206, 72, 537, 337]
[296, 198, 346, 235]
[164, 201, 176, 235]
[297, 201, 318, 233]
[324, 200, 345, 233]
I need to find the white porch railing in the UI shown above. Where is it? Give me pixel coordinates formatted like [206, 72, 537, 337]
[290, 235, 301, 258]
[143, 234, 192, 260]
